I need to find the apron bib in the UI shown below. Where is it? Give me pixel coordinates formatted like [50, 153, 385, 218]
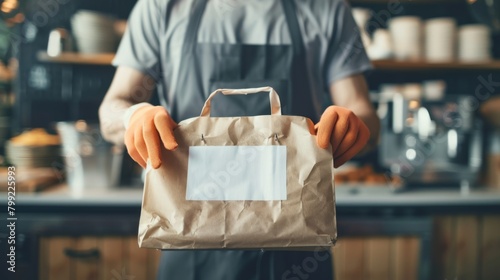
[157, 0, 332, 279]
[168, 0, 317, 122]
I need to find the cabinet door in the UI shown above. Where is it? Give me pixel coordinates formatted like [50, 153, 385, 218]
[39, 236, 161, 280]
[39, 237, 74, 280]
[332, 236, 420, 280]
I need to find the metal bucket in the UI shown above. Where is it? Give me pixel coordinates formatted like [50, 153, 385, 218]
[56, 121, 123, 193]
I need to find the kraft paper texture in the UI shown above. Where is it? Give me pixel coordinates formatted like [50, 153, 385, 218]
[138, 115, 336, 250]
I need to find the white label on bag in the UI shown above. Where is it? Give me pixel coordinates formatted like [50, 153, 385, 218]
[186, 146, 287, 201]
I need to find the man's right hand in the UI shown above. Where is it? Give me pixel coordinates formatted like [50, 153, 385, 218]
[124, 104, 178, 169]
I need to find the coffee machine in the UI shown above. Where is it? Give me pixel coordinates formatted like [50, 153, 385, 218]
[378, 93, 483, 187]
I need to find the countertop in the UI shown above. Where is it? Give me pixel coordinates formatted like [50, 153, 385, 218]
[3, 184, 500, 209]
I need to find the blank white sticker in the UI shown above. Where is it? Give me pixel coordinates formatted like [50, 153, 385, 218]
[186, 146, 287, 201]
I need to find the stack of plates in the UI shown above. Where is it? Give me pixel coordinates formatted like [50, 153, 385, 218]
[71, 10, 117, 54]
[6, 142, 62, 168]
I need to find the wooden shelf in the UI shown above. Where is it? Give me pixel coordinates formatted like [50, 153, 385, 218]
[37, 52, 500, 71]
[371, 59, 500, 71]
[37, 51, 115, 65]
[349, 0, 459, 4]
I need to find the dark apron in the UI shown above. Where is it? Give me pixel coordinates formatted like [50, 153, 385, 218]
[166, 0, 318, 122]
[157, 0, 332, 279]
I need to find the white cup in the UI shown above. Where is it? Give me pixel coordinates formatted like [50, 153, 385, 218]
[425, 18, 457, 62]
[351, 8, 372, 48]
[458, 24, 491, 62]
[423, 80, 446, 101]
[368, 29, 393, 60]
[389, 16, 423, 61]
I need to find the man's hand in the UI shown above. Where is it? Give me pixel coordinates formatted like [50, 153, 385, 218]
[125, 105, 178, 169]
[315, 106, 370, 168]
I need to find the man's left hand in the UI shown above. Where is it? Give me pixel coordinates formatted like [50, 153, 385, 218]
[315, 106, 370, 168]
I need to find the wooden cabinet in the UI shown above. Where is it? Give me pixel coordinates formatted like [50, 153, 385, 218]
[38, 236, 161, 280]
[13, 205, 500, 280]
[433, 215, 500, 280]
[332, 236, 421, 280]
[331, 215, 500, 280]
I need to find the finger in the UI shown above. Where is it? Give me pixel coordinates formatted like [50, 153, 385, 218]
[334, 120, 370, 168]
[125, 130, 146, 168]
[154, 111, 179, 150]
[329, 109, 350, 153]
[316, 107, 339, 149]
[333, 112, 359, 159]
[143, 121, 162, 169]
[134, 124, 149, 166]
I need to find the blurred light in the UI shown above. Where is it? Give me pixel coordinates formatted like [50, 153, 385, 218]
[1, 0, 18, 13]
[80, 143, 93, 156]
[75, 120, 88, 132]
[405, 135, 417, 147]
[409, 100, 420, 110]
[390, 164, 401, 174]
[447, 129, 458, 158]
[406, 149, 417, 161]
[11, 12, 24, 24]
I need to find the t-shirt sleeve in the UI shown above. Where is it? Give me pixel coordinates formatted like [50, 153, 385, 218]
[325, 0, 372, 86]
[112, 0, 162, 80]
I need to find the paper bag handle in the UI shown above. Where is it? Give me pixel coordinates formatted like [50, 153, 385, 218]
[200, 86, 282, 117]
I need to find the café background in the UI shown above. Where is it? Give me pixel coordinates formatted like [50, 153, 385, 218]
[0, 0, 500, 280]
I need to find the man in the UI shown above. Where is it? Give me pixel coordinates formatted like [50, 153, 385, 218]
[99, 0, 379, 279]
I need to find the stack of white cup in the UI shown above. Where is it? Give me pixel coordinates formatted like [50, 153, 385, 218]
[71, 10, 117, 54]
[389, 16, 423, 61]
[424, 18, 457, 62]
[458, 24, 491, 62]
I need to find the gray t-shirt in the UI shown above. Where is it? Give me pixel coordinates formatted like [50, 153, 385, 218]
[113, 0, 372, 116]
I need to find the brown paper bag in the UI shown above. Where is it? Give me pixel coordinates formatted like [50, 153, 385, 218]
[138, 87, 336, 250]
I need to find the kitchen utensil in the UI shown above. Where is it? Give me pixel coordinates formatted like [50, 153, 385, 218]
[71, 10, 117, 54]
[47, 28, 73, 57]
[487, 130, 500, 189]
[56, 121, 123, 194]
[424, 18, 456, 62]
[458, 24, 491, 62]
[379, 95, 482, 187]
[389, 16, 423, 61]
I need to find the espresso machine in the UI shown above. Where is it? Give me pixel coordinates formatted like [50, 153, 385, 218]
[379, 94, 483, 187]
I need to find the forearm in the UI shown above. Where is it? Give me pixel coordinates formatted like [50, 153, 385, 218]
[99, 97, 132, 145]
[99, 66, 156, 145]
[354, 108, 380, 154]
[329, 74, 380, 154]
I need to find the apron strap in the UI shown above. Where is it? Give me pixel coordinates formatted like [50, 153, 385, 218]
[183, 0, 305, 55]
[282, 0, 319, 121]
[281, 0, 305, 56]
[183, 0, 208, 54]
